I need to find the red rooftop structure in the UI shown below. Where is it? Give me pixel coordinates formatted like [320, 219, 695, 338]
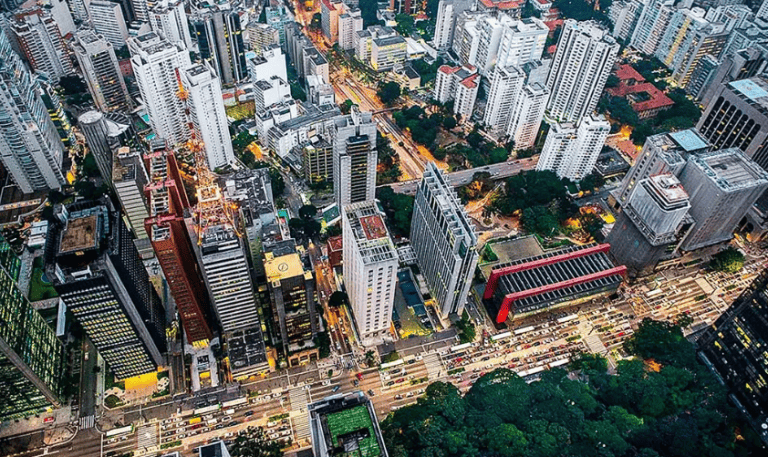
[608, 64, 674, 119]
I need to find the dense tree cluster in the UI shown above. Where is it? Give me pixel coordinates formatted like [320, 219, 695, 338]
[382, 319, 762, 457]
[378, 81, 402, 105]
[376, 186, 414, 238]
[393, 105, 441, 149]
[710, 247, 745, 274]
[378, 132, 402, 184]
[553, 0, 610, 24]
[411, 58, 444, 85]
[435, 129, 509, 168]
[229, 427, 283, 457]
[457, 172, 494, 203]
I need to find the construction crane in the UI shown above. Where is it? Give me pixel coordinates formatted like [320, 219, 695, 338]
[175, 68, 240, 243]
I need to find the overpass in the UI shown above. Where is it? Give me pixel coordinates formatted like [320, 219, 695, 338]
[380, 156, 539, 195]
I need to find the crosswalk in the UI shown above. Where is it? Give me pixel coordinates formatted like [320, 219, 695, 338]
[289, 387, 311, 441]
[423, 353, 443, 380]
[137, 423, 157, 452]
[79, 415, 95, 429]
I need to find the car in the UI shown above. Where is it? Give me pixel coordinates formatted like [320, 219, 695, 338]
[353, 380, 359, 387]
[406, 392, 414, 397]
[395, 394, 402, 400]
[332, 385, 341, 392]
[215, 424, 224, 430]
[222, 416, 232, 422]
[395, 378, 405, 384]
[227, 421, 238, 427]
[178, 434, 185, 439]
[386, 381, 395, 386]
[368, 390, 375, 397]
[356, 373, 364, 380]
[244, 411, 254, 417]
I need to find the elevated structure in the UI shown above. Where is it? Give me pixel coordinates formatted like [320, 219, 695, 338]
[483, 244, 625, 323]
[309, 392, 389, 457]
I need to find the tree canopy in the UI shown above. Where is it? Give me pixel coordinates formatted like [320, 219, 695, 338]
[378, 81, 402, 105]
[229, 427, 283, 457]
[377, 186, 414, 238]
[710, 247, 745, 274]
[382, 319, 762, 457]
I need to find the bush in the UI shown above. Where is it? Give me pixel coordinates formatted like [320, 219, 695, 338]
[710, 247, 745, 273]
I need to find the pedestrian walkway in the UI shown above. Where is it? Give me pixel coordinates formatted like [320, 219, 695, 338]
[288, 387, 310, 441]
[79, 415, 95, 430]
[423, 353, 442, 380]
[137, 423, 157, 452]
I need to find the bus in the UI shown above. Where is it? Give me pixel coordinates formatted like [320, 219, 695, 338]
[380, 359, 404, 370]
[188, 417, 202, 425]
[556, 314, 578, 324]
[105, 424, 134, 438]
[513, 326, 535, 336]
[222, 397, 247, 408]
[549, 358, 570, 368]
[194, 404, 221, 416]
[450, 342, 473, 353]
[490, 332, 512, 342]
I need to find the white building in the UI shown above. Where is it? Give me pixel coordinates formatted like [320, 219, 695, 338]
[410, 162, 478, 318]
[434, 64, 480, 121]
[483, 65, 525, 137]
[495, 17, 548, 68]
[148, 0, 194, 50]
[455, 14, 481, 66]
[247, 22, 280, 54]
[247, 45, 288, 83]
[11, 12, 72, 81]
[129, 32, 191, 146]
[339, 9, 363, 50]
[90, 0, 130, 48]
[759, 0, 768, 20]
[433, 0, 475, 51]
[546, 20, 619, 123]
[371, 35, 407, 71]
[342, 201, 398, 346]
[181, 63, 235, 171]
[72, 31, 132, 112]
[629, 0, 675, 56]
[332, 108, 377, 207]
[254, 76, 292, 111]
[536, 114, 611, 180]
[507, 82, 549, 150]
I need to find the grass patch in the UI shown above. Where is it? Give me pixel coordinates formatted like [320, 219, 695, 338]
[152, 389, 169, 398]
[225, 101, 255, 120]
[566, 335, 582, 342]
[104, 394, 124, 408]
[269, 412, 289, 422]
[157, 371, 169, 380]
[694, 294, 707, 302]
[105, 374, 125, 391]
[28, 257, 58, 302]
[160, 441, 182, 450]
[447, 367, 465, 376]
[725, 284, 737, 291]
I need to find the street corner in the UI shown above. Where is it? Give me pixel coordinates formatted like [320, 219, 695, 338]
[43, 424, 77, 446]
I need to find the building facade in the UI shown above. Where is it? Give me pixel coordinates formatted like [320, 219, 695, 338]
[72, 31, 132, 113]
[90, 0, 130, 48]
[332, 108, 377, 208]
[536, 114, 610, 180]
[11, 12, 73, 81]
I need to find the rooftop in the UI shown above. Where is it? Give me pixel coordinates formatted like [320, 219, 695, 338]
[264, 252, 305, 281]
[328, 235, 343, 252]
[360, 215, 387, 241]
[648, 174, 689, 204]
[692, 148, 768, 191]
[309, 392, 388, 457]
[59, 215, 99, 254]
[668, 129, 710, 152]
[729, 78, 768, 102]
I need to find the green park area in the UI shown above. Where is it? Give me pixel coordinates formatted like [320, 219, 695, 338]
[28, 256, 57, 302]
[327, 405, 382, 457]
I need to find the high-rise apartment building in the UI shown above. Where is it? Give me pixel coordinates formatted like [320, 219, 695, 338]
[48, 200, 166, 379]
[342, 201, 398, 346]
[265, 5, 293, 49]
[129, 32, 191, 147]
[181, 63, 235, 171]
[536, 114, 610, 180]
[433, 0, 475, 51]
[11, 12, 73, 81]
[433, 64, 480, 121]
[654, 8, 728, 87]
[79, 110, 118, 183]
[607, 174, 691, 276]
[411, 163, 478, 318]
[483, 65, 525, 137]
[72, 31, 132, 113]
[494, 17, 548, 70]
[698, 270, 768, 441]
[609, 0, 644, 42]
[144, 140, 214, 345]
[758, 0, 768, 20]
[303, 138, 334, 184]
[190, 6, 248, 84]
[0, 29, 66, 193]
[264, 243, 319, 360]
[507, 82, 549, 149]
[148, 0, 194, 50]
[247, 22, 280, 54]
[0, 234, 64, 420]
[338, 9, 363, 51]
[629, 0, 675, 55]
[321, 0, 344, 44]
[332, 108, 377, 208]
[697, 77, 768, 170]
[90, 0, 130, 48]
[546, 20, 619, 122]
[677, 148, 768, 251]
[247, 45, 288, 83]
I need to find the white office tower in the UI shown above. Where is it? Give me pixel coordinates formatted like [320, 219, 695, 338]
[536, 114, 610, 180]
[132, 0, 149, 23]
[130, 32, 191, 146]
[247, 22, 280, 54]
[342, 201, 398, 346]
[338, 9, 363, 50]
[247, 46, 288, 83]
[410, 162, 479, 318]
[546, 20, 619, 123]
[434, 64, 480, 121]
[507, 82, 549, 149]
[629, 0, 675, 55]
[0, 30, 65, 193]
[10, 12, 73, 81]
[181, 63, 234, 171]
[72, 31, 132, 113]
[90, 0, 130, 48]
[483, 65, 525, 137]
[45, 0, 76, 36]
[149, 0, 194, 50]
[434, 0, 475, 51]
[198, 225, 262, 333]
[333, 108, 377, 207]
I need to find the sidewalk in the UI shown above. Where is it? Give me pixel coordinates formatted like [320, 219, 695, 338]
[0, 406, 75, 440]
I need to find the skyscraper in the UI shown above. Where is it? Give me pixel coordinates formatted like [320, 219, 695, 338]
[89, 0, 130, 48]
[483, 65, 525, 137]
[342, 201, 398, 346]
[338, 9, 363, 51]
[129, 32, 191, 146]
[698, 270, 768, 441]
[332, 108, 377, 208]
[10, 12, 73, 81]
[112, 145, 152, 258]
[79, 110, 117, 183]
[190, 6, 248, 85]
[536, 114, 610, 180]
[144, 140, 214, 345]
[181, 63, 235, 171]
[507, 82, 549, 150]
[629, 0, 675, 55]
[0, 234, 64, 420]
[148, 0, 194, 50]
[546, 20, 619, 122]
[411, 163, 479, 318]
[72, 31, 132, 113]
[48, 200, 166, 379]
[0, 29, 66, 193]
[433, 0, 475, 51]
[321, 0, 344, 44]
[677, 148, 768, 251]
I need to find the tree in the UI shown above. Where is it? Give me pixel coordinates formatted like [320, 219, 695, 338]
[340, 99, 355, 114]
[299, 204, 318, 220]
[229, 427, 283, 457]
[455, 311, 476, 344]
[605, 74, 621, 88]
[376, 186, 414, 237]
[710, 247, 745, 273]
[365, 350, 376, 366]
[443, 115, 457, 130]
[377, 81, 402, 105]
[522, 206, 560, 237]
[59, 75, 87, 95]
[81, 152, 101, 179]
[395, 14, 415, 36]
[328, 291, 349, 308]
[310, 13, 322, 30]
